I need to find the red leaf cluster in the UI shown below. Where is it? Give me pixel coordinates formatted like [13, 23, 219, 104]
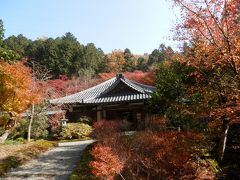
[89, 145, 123, 180]
[90, 120, 215, 179]
[92, 120, 120, 140]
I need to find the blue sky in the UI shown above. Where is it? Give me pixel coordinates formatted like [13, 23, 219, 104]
[0, 0, 178, 54]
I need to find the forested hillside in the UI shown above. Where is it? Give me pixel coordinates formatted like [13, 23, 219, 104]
[0, 19, 173, 80]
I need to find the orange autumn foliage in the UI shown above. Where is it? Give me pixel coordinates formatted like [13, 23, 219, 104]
[173, 0, 240, 123]
[174, 0, 240, 71]
[0, 61, 41, 115]
[107, 50, 126, 72]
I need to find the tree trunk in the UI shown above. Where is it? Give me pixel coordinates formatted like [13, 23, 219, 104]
[0, 130, 10, 143]
[218, 119, 230, 162]
[0, 113, 16, 144]
[27, 104, 35, 142]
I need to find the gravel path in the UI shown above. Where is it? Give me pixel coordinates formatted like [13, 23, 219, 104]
[3, 140, 95, 180]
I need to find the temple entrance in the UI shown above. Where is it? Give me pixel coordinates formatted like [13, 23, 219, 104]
[66, 103, 146, 130]
[104, 106, 144, 130]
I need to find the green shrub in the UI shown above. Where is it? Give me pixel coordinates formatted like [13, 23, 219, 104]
[9, 114, 49, 140]
[58, 123, 92, 140]
[31, 114, 49, 139]
[9, 118, 28, 139]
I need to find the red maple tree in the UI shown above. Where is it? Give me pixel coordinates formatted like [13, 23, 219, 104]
[173, 0, 240, 161]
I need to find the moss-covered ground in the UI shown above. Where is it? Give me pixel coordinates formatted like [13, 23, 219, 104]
[0, 140, 56, 177]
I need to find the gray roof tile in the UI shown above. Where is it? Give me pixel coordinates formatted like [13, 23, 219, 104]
[50, 74, 156, 105]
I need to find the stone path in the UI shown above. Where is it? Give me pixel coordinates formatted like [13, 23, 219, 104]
[2, 140, 95, 180]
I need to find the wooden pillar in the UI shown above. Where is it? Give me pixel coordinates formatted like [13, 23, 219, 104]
[103, 109, 106, 120]
[144, 113, 149, 129]
[136, 113, 142, 130]
[97, 106, 102, 121]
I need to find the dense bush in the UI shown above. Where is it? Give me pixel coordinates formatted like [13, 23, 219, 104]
[89, 145, 123, 180]
[90, 121, 217, 179]
[9, 114, 49, 140]
[92, 120, 120, 140]
[122, 132, 215, 179]
[31, 115, 49, 139]
[9, 119, 28, 139]
[55, 123, 92, 140]
[92, 120, 131, 140]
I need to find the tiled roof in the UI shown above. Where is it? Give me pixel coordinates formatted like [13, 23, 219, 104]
[50, 74, 156, 105]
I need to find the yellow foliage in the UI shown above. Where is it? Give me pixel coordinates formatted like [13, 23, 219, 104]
[107, 50, 125, 72]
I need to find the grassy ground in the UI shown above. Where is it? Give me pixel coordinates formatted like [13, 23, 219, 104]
[0, 141, 33, 160]
[0, 140, 56, 177]
[69, 143, 97, 180]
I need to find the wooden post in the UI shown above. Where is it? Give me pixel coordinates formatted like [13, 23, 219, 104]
[103, 109, 106, 120]
[97, 106, 102, 121]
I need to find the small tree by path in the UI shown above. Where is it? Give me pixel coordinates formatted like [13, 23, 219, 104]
[25, 61, 51, 142]
[0, 61, 40, 143]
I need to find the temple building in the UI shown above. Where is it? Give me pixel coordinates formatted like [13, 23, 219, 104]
[50, 74, 156, 129]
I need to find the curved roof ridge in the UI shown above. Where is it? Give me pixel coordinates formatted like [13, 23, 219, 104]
[96, 78, 121, 98]
[127, 79, 155, 88]
[121, 78, 145, 93]
[129, 79, 156, 92]
[97, 76, 146, 98]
